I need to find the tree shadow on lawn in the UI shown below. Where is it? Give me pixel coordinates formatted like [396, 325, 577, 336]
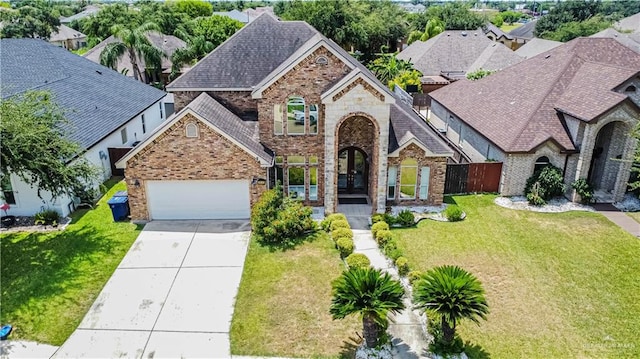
[338, 334, 361, 359]
[464, 341, 491, 359]
[0, 226, 117, 319]
[257, 229, 323, 252]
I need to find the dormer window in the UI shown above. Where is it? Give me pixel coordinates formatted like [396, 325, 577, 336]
[185, 123, 198, 138]
[625, 85, 636, 93]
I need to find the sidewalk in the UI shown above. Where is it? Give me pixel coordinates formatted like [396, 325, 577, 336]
[593, 204, 640, 237]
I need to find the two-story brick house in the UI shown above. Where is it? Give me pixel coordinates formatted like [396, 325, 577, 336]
[117, 14, 452, 220]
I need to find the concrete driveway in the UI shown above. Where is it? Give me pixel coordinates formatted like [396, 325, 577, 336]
[53, 220, 251, 358]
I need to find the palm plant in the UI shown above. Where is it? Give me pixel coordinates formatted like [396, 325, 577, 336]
[170, 33, 213, 80]
[100, 22, 164, 82]
[413, 265, 489, 346]
[330, 267, 405, 348]
[367, 53, 414, 85]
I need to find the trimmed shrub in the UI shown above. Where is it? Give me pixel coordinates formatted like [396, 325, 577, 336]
[397, 210, 415, 227]
[253, 191, 316, 247]
[383, 239, 403, 261]
[384, 213, 397, 225]
[330, 219, 350, 231]
[395, 256, 410, 276]
[336, 237, 354, 258]
[34, 209, 60, 226]
[444, 205, 463, 222]
[332, 227, 354, 241]
[251, 186, 284, 237]
[371, 213, 386, 224]
[346, 253, 371, 269]
[525, 165, 565, 205]
[371, 221, 390, 238]
[572, 178, 594, 204]
[408, 270, 422, 285]
[375, 229, 393, 247]
[321, 213, 347, 231]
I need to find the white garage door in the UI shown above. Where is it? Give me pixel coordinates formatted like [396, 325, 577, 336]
[146, 180, 250, 220]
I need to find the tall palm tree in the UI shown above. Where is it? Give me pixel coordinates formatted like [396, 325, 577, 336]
[367, 53, 414, 85]
[100, 22, 164, 82]
[330, 267, 405, 348]
[170, 33, 213, 80]
[420, 18, 445, 41]
[413, 265, 489, 346]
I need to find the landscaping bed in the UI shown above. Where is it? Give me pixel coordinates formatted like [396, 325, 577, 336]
[230, 231, 359, 358]
[0, 179, 142, 345]
[392, 194, 640, 358]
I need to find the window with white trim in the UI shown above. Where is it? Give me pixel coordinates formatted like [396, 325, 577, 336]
[400, 158, 417, 199]
[274, 104, 283, 135]
[310, 104, 318, 135]
[121, 128, 128, 144]
[287, 96, 305, 135]
[387, 166, 397, 199]
[309, 156, 318, 201]
[419, 167, 430, 199]
[185, 123, 198, 138]
[287, 155, 306, 200]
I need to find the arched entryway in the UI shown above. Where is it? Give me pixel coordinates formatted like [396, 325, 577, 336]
[338, 147, 368, 194]
[587, 120, 630, 201]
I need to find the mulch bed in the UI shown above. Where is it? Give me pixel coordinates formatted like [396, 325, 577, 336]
[0, 216, 72, 233]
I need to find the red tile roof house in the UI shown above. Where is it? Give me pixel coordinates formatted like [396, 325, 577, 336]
[429, 38, 640, 203]
[116, 14, 453, 221]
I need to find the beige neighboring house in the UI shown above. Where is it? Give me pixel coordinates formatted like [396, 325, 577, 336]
[49, 24, 87, 50]
[484, 23, 517, 50]
[429, 38, 640, 203]
[115, 14, 453, 221]
[83, 33, 187, 84]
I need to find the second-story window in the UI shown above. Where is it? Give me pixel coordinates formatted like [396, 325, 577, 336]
[287, 96, 305, 135]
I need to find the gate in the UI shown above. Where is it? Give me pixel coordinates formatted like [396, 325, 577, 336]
[444, 162, 502, 194]
[108, 147, 133, 176]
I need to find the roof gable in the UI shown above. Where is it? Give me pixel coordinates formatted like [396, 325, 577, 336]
[1, 38, 166, 150]
[321, 71, 394, 104]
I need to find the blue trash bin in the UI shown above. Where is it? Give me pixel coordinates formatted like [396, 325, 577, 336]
[113, 190, 128, 197]
[107, 196, 129, 221]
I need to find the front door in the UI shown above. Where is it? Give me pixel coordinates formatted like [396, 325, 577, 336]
[338, 147, 368, 194]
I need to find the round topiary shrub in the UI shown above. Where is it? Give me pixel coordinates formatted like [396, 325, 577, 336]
[345, 253, 371, 269]
[332, 227, 353, 241]
[397, 210, 415, 227]
[375, 229, 393, 247]
[395, 256, 410, 276]
[383, 239, 403, 261]
[371, 213, 386, 224]
[336, 237, 354, 258]
[444, 205, 463, 222]
[330, 219, 350, 231]
[321, 213, 347, 231]
[371, 221, 390, 238]
[408, 270, 422, 285]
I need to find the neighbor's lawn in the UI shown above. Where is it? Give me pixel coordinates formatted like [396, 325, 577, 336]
[500, 23, 523, 32]
[230, 232, 359, 358]
[627, 211, 640, 224]
[394, 195, 640, 358]
[0, 179, 142, 345]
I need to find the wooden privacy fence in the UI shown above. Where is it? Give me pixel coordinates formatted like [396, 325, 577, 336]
[444, 162, 502, 194]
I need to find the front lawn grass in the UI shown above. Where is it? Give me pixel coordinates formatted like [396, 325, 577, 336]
[230, 232, 359, 358]
[394, 195, 640, 358]
[627, 211, 640, 223]
[0, 179, 142, 345]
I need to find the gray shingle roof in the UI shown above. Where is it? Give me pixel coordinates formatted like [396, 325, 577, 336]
[167, 14, 317, 90]
[485, 23, 513, 40]
[187, 93, 272, 163]
[515, 37, 563, 59]
[389, 97, 452, 156]
[60, 5, 101, 24]
[1, 38, 166, 150]
[212, 9, 251, 24]
[590, 28, 640, 54]
[616, 12, 640, 33]
[397, 30, 523, 78]
[430, 38, 640, 153]
[508, 20, 537, 39]
[49, 24, 86, 42]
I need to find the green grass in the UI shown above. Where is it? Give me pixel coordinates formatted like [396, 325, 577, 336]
[627, 211, 640, 223]
[0, 179, 142, 345]
[395, 195, 640, 358]
[230, 232, 360, 358]
[500, 23, 523, 32]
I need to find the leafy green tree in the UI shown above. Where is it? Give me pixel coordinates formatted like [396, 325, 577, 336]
[80, 3, 140, 40]
[330, 267, 405, 348]
[0, 91, 99, 200]
[500, 10, 522, 24]
[424, 3, 485, 31]
[99, 22, 164, 82]
[367, 53, 414, 85]
[491, 14, 504, 28]
[170, 34, 214, 79]
[190, 15, 243, 48]
[466, 68, 495, 81]
[534, 0, 608, 39]
[170, 0, 213, 18]
[543, 15, 611, 42]
[388, 69, 422, 92]
[413, 265, 489, 346]
[0, 3, 60, 39]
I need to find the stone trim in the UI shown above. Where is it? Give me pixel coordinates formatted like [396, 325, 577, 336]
[331, 78, 386, 103]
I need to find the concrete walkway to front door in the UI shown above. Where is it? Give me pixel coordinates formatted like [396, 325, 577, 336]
[593, 203, 640, 237]
[53, 220, 251, 358]
[340, 205, 431, 358]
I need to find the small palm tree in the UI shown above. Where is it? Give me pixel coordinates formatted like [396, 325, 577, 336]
[413, 265, 489, 346]
[330, 267, 405, 348]
[100, 22, 164, 82]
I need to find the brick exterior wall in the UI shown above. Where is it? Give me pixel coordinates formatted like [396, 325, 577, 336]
[500, 142, 568, 196]
[173, 91, 257, 117]
[387, 143, 447, 205]
[256, 47, 349, 206]
[124, 113, 267, 221]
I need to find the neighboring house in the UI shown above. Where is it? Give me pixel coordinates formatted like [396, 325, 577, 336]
[244, 6, 275, 19]
[0, 39, 171, 217]
[515, 37, 563, 59]
[397, 30, 523, 82]
[484, 23, 516, 50]
[398, 3, 426, 13]
[590, 29, 640, 54]
[212, 9, 252, 24]
[49, 24, 87, 50]
[508, 19, 538, 48]
[614, 12, 640, 33]
[60, 5, 101, 24]
[116, 14, 452, 221]
[83, 33, 187, 84]
[429, 38, 640, 203]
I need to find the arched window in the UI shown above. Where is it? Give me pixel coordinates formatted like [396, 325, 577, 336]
[534, 156, 550, 173]
[185, 123, 198, 138]
[625, 85, 636, 92]
[400, 158, 418, 199]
